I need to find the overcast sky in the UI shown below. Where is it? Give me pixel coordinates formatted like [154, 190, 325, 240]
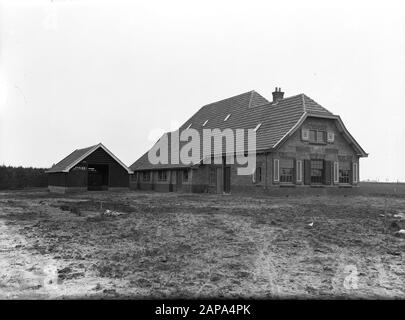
[0, 0, 404, 182]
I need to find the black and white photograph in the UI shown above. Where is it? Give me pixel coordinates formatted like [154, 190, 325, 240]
[0, 0, 404, 308]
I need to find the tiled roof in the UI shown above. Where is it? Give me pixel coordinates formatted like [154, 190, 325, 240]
[130, 90, 336, 171]
[47, 145, 97, 173]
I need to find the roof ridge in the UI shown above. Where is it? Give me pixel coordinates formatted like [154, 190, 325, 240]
[302, 94, 333, 115]
[247, 90, 254, 108]
[202, 90, 254, 108]
[248, 93, 306, 108]
[76, 144, 98, 152]
[301, 93, 307, 112]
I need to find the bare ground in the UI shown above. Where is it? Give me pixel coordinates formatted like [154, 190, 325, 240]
[0, 189, 404, 299]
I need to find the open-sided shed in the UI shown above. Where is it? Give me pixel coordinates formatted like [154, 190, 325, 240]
[46, 143, 132, 193]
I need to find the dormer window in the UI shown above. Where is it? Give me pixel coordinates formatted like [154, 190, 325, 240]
[309, 129, 326, 144]
[253, 123, 262, 132]
[202, 120, 208, 127]
[224, 114, 231, 121]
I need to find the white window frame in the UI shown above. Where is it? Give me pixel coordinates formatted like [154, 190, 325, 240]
[296, 160, 302, 183]
[353, 163, 358, 183]
[333, 162, 339, 183]
[302, 128, 309, 141]
[273, 159, 279, 182]
[327, 132, 335, 143]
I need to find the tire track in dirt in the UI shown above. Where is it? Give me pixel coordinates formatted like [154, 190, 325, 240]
[218, 215, 284, 297]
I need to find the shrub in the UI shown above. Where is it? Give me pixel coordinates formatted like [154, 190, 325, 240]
[0, 165, 48, 190]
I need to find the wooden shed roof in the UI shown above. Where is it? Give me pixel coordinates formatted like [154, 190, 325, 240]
[47, 143, 133, 174]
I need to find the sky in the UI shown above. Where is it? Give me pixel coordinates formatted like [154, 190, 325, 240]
[0, 0, 404, 182]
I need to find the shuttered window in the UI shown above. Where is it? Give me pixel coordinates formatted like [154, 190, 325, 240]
[280, 159, 294, 183]
[317, 131, 326, 143]
[158, 170, 167, 181]
[309, 130, 316, 142]
[310, 160, 324, 184]
[183, 169, 189, 182]
[273, 159, 279, 182]
[353, 163, 358, 183]
[333, 162, 339, 183]
[301, 129, 309, 141]
[309, 130, 327, 144]
[339, 162, 350, 184]
[143, 171, 150, 181]
[327, 132, 335, 143]
[296, 160, 302, 183]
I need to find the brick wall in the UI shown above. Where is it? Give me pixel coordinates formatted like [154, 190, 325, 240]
[129, 117, 363, 194]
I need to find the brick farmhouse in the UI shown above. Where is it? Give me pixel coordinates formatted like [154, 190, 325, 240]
[129, 88, 368, 194]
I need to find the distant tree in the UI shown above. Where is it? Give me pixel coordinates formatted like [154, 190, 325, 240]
[0, 165, 49, 190]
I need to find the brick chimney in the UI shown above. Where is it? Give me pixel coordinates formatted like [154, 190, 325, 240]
[272, 87, 284, 102]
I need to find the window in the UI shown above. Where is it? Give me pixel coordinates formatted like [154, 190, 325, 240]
[209, 167, 216, 185]
[142, 171, 150, 182]
[333, 162, 339, 183]
[317, 131, 326, 143]
[131, 174, 137, 181]
[183, 169, 189, 182]
[309, 130, 316, 142]
[296, 160, 302, 183]
[158, 170, 167, 181]
[224, 114, 231, 121]
[256, 167, 262, 183]
[339, 162, 350, 184]
[309, 129, 327, 144]
[254, 123, 262, 132]
[353, 163, 358, 183]
[311, 159, 324, 184]
[273, 159, 279, 182]
[280, 159, 294, 183]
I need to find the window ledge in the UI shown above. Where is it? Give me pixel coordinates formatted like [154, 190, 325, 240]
[279, 184, 296, 188]
[310, 184, 325, 188]
[309, 142, 327, 145]
[338, 184, 352, 188]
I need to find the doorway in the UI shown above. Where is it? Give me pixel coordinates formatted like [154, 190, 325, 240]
[176, 170, 182, 192]
[223, 166, 231, 193]
[87, 164, 109, 191]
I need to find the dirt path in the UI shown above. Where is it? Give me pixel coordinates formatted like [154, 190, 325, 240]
[0, 220, 59, 298]
[0, 217, 142, 299]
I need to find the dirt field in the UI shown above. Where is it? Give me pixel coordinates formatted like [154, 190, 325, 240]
[0, 189, 404, 299]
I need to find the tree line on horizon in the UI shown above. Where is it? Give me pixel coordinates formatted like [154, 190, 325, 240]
[0, 165, 48, 190]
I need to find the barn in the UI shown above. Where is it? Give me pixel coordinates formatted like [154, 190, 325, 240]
[47, 143, 132, 193]
[129, 88, 368, 194]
